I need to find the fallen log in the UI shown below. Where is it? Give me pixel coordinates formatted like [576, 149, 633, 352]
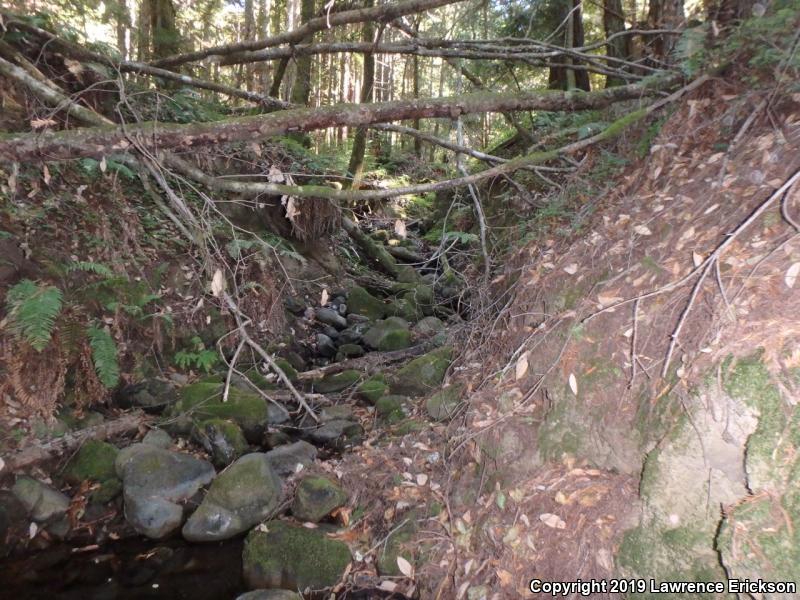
[2, 411, 148, 473]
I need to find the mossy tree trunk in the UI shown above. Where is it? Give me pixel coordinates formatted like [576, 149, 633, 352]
[603, 0, 630, 87]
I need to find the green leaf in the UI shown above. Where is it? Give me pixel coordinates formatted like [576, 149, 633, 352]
[6, 280, 63, 351]
[68, 260, 114, 277]
[86, 325, 120, 388]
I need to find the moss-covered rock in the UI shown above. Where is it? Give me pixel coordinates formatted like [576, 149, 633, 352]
[375, 395, 408, 423]
[401, 284, 435, 317]
[396, 265, 420, 284]
[272, 359, 299, 383]
[242, 520, 351, 591]
[336, 343, 365, 360]
[412, 316, 445, 338]
[167, 383, 272, 442]
[314, 370, 361, 394]
[63, 439, 119, 484]
[390, 346, 452, 397]
[291, 476, 348, 523]
[426, 385, 463, 421]
[89, 477, 122, 504]
[363, 318, 413, 351]
[357, 374, 388, 404]
[347, 286, 387, 320]
[191, 418, 248, 467]
[376, 514, 417, 576]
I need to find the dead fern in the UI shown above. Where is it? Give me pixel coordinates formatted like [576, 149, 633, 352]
[2, 337, 67, 416]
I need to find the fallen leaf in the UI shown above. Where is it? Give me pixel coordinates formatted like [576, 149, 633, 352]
[379, 581, 398, 592]
[99, 156, 107, 173]
[416, 473, 428, 486]
[634, 225, 652, 236]
[785, 263, 800, 289]
[285, 197, 299, 223]
[568, 373, 578, 396]
[320, 288, 329, 306]
[539, 513, 566, 529]
[30, 118, 58, 129]
[210, 269, 225, 298]
[394, 219, 407, 239]
[692, 251, 703, 267]
[396, 556, 414, 577]
[563, 263, 579, 275]
[42, 165, 51, 185]
[29, 522, 38, 539]
[515, 352, 529, 380]
[496, 568, 513, 587]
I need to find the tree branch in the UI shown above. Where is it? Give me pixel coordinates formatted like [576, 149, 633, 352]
[150, 0, 465, 69]
[0, 75, 680, 162]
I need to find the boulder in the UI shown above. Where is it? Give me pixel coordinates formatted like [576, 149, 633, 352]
[315, 307, 347, 329]
[115, 379, 178, 413]
[167, 383, 275, 442]
[316, 333, 337, 358]
[426, 385, 464, 421]
[308, 420, 363, 449]
[183, 453, 283, 542]
[319, 405, 355, 422]
[357, 374, 388, 404]
[242, 521, 351, 592]
[390, 346, 452, 397]
[362, 318, 412, 351]
[335, 343, 364, 360]
[265, 441, 317, 477]
[412, 316, 445, 338]
[346, 286, 387, 320]
[116, 444, 215, 539]
[62, 439, 119, 484]
[291, 476, 348, 523]
[191, 419, 248, 468]
[314, 370, 361, 394]
[11, 477, 70, 523]
[142, 428, 173, 448]
[376, 395, 408, 423]
[338, 322, 371, 345]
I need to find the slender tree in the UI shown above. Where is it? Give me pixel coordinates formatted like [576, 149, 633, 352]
[346, 0, 376, 189]
[603, 0, 630, 86]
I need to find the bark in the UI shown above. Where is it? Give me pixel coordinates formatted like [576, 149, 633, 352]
[604, 0, 630, 87]
[346, 0, 376, 189]
[288, 0, 316, 144]
[3, 412, 147, 472]
[0, 75, 681, 162]
[151, 0, 463, 68]
[647, 0, 685, 59]
[549, 0, 591, 91]
[148, 0, 181, 61]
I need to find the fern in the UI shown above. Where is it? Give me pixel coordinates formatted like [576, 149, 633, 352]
[86, 325, 120, 388]
[6, 280, 63, 351]
[68, 260, 115, 278]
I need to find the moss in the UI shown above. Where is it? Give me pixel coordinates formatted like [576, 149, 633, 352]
[89, 477, 122, 504]
[376, 515, 417, 576]
[391, 346, 452, 397]
[386, 298, 421, 322]
[272, 358, 298, 383]
[291, 476, 348, 523]
[63, 440, 119, 484]
[358, 374, 388, 404]
[376, 395, 406, 423]
[242, 520, 351, 591]
[347, 285, 387, 320]
[315, 370, 361, 394]
[377, 328, 413, 351]
[192, 418, 248, 467]
[426, 385, 463, 421]
[169, 383, 269, 441]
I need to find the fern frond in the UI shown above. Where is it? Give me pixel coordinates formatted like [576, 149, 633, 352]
[6, 279, 63, 352]
[86, 325, 120, 388]
[68, 261, 114, 278]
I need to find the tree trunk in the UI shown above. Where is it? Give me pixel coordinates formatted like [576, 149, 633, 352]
[0, 76, 680, 162]
[148, 0, 180, 61]
[604, 0, 630, 87]
[548, 0, 590, 92]
[647, 0, 685, 60]
[346, 0, 376, 189]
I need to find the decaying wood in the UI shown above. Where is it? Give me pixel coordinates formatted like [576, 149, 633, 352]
[296, 341, 437, 380]
[2, 411, 148, 473]
[0, 75, 680, 162]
